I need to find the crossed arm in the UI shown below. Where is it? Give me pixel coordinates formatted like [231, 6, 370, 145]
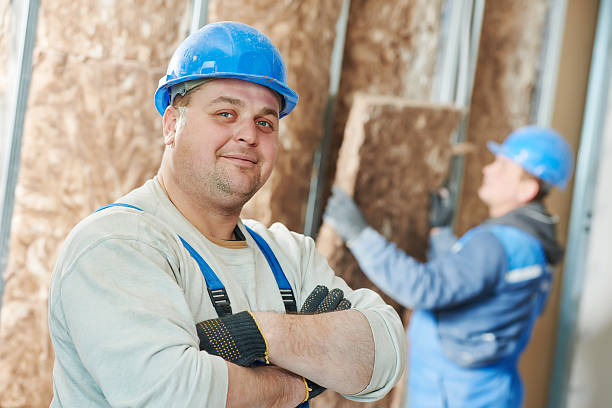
[224, 310, 374, 407]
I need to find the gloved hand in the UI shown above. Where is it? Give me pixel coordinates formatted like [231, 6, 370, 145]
[298, 285, 352, 402]
[429, 184, 455, 228]
[300, 285, 351, 314]
[196, 311, 268, 367]
[323, 185, 369, 243]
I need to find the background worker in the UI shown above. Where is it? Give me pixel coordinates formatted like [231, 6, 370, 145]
[48, 22, 406, 407]
[323, 126, 574, 407]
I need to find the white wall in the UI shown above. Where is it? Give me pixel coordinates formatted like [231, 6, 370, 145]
[566, 55, 612, 408]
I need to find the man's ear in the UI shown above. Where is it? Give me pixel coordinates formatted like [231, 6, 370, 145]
[518, 177, 540, 204]
[162, 106, 179, 146]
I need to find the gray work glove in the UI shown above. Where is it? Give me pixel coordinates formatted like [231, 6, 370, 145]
[323, 186, 369, 243]
[298, 285, 352, 402]
[429, 183, 455, 228]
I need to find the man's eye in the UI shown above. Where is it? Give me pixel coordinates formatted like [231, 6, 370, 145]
[218, 112, 234, 118]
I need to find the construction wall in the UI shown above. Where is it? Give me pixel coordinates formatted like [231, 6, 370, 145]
[566, 51, 612, 408]
[0, 1, 190, 405]
[0, 1, 594, 407]
[520, 0, 600, 407]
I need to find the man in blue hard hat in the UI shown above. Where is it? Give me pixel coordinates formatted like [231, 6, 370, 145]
[323, 126, 574, 407]
[48, 22, 406, 407]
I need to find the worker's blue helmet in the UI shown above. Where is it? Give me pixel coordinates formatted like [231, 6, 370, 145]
[154, 21, 298, 118]
[487, 126, 574, 189]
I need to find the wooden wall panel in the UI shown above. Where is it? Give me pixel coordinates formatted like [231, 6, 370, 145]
[0, 1, 189, 406]
[314, 94, 462, 408]
[208, 0, 345, 232]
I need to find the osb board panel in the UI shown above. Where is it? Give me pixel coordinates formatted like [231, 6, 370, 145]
[314, 94, 463, 408]
[455, 0, 548, 235]
[209, 1, 345, 232]
[325, 0, 443, 205]
[0, 1, 189, 406]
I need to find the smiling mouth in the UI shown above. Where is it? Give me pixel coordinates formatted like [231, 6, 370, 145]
[221, 154, 258, 165]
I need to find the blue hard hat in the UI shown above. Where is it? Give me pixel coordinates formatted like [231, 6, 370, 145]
[487, 126, 574, 188]
[154, 21, 298, 118]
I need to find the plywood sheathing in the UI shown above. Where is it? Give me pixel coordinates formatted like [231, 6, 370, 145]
[455, 0, 549, 235]
[208, 0, 345, 232]
[324, 0, 444, 208]
[314, 94, 463, 408]
[0, 1, 190, 406]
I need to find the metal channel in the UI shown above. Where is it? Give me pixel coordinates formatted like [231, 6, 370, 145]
[190, 0, 208, 34]
[533, 0, 569, 126]
[548, 0, 612, 406]
[303, 0, 351, 237]
[435, 0, 484, 223]
[0, 0, 41, 327]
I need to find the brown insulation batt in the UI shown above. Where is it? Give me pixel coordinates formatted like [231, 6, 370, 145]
[314, 94, 463, 408]
[325, 0, 444, 203]
[208, 0, 345, 232]
[0, 1, 190, 406]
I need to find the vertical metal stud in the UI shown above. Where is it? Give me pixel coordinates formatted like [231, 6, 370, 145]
[0, 0, 40, 327]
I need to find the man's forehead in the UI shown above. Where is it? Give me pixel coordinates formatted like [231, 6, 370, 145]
[197, 79, 280, 107]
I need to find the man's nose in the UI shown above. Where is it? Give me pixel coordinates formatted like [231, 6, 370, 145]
[235, 121, 258, 145]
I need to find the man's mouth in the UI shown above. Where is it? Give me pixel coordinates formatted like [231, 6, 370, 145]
[221, 153, 258, 165]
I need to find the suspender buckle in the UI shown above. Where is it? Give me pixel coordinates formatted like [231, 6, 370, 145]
[208, 288, 233, 317]
[279, 288, 297, 312]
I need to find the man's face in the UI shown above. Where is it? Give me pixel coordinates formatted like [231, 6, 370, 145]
[478, 154, 535, 215]
[163, 79, 280, 210]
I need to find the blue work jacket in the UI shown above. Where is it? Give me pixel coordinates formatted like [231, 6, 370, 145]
[347, 203, 562, 408]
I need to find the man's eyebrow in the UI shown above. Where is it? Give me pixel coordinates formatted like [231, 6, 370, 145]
[210, 96, 279, 118]
[209, 96, 245, 108]
[259, 107, 279, 118]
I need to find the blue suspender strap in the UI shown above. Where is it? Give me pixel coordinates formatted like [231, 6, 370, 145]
[178, 236, 232, 317]
[245, 226, 297, 313]
[95, 203, 144, 212]
[95, 204, 294, 316]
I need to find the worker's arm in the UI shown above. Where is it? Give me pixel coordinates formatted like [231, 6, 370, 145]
[244, 220, 407, 403]
[323, 185, 507, 310]
[253, 309, 374, 395]
[348, 226, 507, 309]
[225, 364, 306, 408]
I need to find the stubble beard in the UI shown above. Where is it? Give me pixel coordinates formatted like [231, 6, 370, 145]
[208, 165, 263, 211]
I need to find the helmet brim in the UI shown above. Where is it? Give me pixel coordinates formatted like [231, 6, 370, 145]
[154, 74, 298, 118]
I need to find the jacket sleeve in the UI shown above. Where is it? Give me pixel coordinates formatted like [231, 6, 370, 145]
[348, 226, 508, 310]
[53, 235, 229, 407]
[427, 226, 458, 260]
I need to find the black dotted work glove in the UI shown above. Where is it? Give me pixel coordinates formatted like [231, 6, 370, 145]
[196, 311, 268, 367]
[298, 285, 352, 401]
[429, 184, 455, 228]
